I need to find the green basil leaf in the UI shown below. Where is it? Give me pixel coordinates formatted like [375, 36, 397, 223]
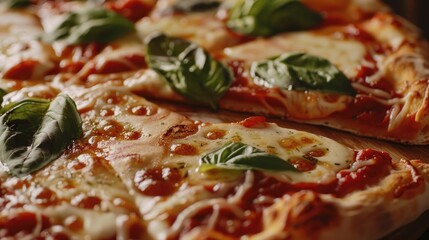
[199, 142, 297, 172]
[6, 0, 31, 8]
[251, 53, 356, 95]
[227, 0, 323, 37]
[0, 94, 83, 177]
[173, 0, 221, 13]
[145, 33, 233, 110]
[41, 8, 134, 44]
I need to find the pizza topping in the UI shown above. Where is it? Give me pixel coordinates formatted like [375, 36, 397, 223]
[159, 124, 199, 146]
[279, 135, 315, 150]
[199, 142, 297, 172]
[129, 105, 158, 116]
[227, 0, 323, 37]
[288, 156, 317, 171]
[2, 60, 37, 80]
[71, 194, 102, 209]
[41, 8, 134, 45]
[172, 0, 221, 13]
[205, 129, 226, 140]
[31, 186, 59, 206]
[175, 148, 392, 238]
[134, 167, 182, 196]
[166, 122, 353, 185]
[145, 33, 233, 110]
[223, 31, 367, 80]
[105, 0, 153, 22]
[251, 53, 356, 95]
[170, 143, 197, 156]
[5, 0, 31, 9]
[336, 149, 392, 195]
[0, 94, 82, 177]
[64, 215, 83, 232]
[0, 211, 51, 237]
[239, 116, 267, 128]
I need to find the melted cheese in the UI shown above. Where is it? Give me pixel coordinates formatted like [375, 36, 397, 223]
[0, 10, 56, 80]
[57, 87, 356, 239]
[137, 12, 239, 51]
[167, 122, 354, 184]
[274, 90, 351, 119]
[73, 34, 146, 77]
[223, 32, 367, 79]
[0, 95, 141, 239]
[38, 2, 146, 77]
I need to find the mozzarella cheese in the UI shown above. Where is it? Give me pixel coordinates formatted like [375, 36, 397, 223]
[223, 32, 367, 79]
[167, 122, 354, 184]
[0, 10, 56, 80]
[137, 12, 240, 51]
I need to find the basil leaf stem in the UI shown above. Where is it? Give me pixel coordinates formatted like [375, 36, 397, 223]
[41, 8, 134, 44]
[199, 142, 297, 172]
[227, 0, 323, 37]
[0, 94, 83, 176]
[145, 33, 233, 110]
[251, 53, 356, 95]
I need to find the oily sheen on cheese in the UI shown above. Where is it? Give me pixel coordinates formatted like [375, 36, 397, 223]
[223, 32, 367, 79]
[61, 87, 356, 239]
[167, 123, 354, 184]
[0, 10, 56, 80]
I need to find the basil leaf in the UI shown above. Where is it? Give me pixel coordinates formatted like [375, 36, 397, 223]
[41, 8, 134, 44]
[227, 0, 323, 37]
[251, 53, 356, 95]
[173, 0, 221, 13]
[145, 33, 233, 110]
[199, 142, 297, 172]
[6, 0, 31, 8]
[0, 94, 83, 177]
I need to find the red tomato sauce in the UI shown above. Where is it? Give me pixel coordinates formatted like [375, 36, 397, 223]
[3, 60, 37, 80]
[105, 0, 154, 22]
[134, 167, 183, 196]
[175, 149, 393, 238]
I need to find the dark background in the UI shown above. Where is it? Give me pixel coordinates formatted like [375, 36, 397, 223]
[382, 0, 429, 39]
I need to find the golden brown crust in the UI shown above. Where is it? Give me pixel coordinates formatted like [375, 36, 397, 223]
[218, 13, 429, 144]
[317, 160, 429, 240]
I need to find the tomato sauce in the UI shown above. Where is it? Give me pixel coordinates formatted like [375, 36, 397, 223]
[3, 60, 37, 80]
[134, 167, 182, 196]
[105, 0, 154, 22]
[227, 60, 250, 87]
[0, 212, 50, 237]
[239, 116, 267, 128]
[176, 149, 393, 238]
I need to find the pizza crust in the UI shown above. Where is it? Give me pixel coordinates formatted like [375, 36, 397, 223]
[319, 160, 429, 240]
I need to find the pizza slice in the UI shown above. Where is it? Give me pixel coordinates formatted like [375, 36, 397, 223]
[1, 86, 429, 239]
[121, 11, 429, 144]
[1, 1, 428, 144]
[26, 0, 426, 144]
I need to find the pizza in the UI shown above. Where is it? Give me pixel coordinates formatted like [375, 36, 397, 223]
[1, 85, 429, 239]
[0, 0, 429, 239]
[1, 0, 429, 144]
